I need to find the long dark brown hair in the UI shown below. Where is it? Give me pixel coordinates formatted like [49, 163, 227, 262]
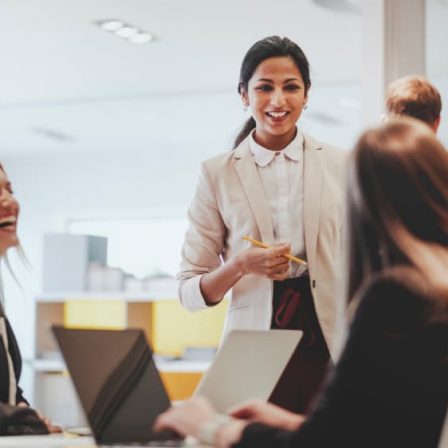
[233, 36, 311, 149]
[347, 118, 448, 307]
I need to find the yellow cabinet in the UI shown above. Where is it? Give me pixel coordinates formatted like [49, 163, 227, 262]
[33, 283, 227, 408]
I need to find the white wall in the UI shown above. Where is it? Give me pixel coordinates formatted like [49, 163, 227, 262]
[2, 140, 221, 402]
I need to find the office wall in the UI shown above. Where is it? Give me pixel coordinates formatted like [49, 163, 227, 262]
[1, 143, 203, 357]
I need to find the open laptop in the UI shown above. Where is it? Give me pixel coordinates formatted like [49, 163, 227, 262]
[52, 326, 302, 445]
[194, 329, 303, 413]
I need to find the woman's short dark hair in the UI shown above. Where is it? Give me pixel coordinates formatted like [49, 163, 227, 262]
[233, 36, 311, 149]
[347, 118, 448, 307]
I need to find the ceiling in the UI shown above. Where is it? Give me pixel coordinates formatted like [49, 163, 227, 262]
[0, 0, 364, 156]
[0, 0, 446, 157]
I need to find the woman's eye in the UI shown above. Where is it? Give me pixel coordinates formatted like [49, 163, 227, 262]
[256, 85, 273, 92]
[285, 84, 301, 91]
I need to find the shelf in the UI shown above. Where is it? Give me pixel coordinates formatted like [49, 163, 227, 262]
[36, 278, 179, 302]
[26, 358, 211, 374]
[26, 358, 65, 373]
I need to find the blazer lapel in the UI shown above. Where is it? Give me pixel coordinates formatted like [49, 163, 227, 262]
[303, 134, 323, 275]
[234, 140, 274, 244]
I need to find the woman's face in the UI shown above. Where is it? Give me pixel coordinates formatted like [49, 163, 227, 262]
[0, 169, 19, 256]
[241, 56, 308, 150]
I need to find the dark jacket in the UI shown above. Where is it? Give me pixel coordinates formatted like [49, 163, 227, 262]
[0, 317, 27, 405]
[234, 272, 448, 448]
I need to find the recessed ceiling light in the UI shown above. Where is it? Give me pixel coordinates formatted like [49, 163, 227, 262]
[99, 20, 124, 32]
[128, 33, 153, 44]
[114, 26, 139, 38]
[95, 19, 156, 44]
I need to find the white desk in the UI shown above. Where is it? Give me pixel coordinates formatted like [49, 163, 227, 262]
[0, 435, 96, 448]
[0, 435, 205, 447]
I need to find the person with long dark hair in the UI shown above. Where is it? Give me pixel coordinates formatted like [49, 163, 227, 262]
[178, 36, 347, 413]
[156, 118, 448, 447]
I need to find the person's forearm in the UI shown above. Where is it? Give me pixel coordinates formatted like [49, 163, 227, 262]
[200, 255, 246, 305]
[215, 419, 248, 448]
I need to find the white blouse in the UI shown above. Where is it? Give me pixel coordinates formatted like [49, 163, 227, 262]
[249, 128, 308, 278]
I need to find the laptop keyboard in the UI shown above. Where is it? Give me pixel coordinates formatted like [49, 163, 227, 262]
[100, 440, 186, 447]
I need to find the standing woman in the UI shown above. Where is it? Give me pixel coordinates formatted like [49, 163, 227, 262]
[178, 36, 347, 412]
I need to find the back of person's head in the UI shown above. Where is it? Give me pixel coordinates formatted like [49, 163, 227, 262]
[233, 36, 311, 148]
[347, 118, 448, 306]
[386, 76, 442, 131]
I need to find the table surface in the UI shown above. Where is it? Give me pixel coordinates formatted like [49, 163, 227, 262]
[0, 434, 205, 447]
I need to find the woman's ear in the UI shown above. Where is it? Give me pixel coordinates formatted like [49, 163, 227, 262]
[240, 87, 249, 108]
[304, 87, 310, 104]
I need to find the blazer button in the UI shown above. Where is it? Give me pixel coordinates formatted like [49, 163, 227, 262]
[312, 279, 316, 289]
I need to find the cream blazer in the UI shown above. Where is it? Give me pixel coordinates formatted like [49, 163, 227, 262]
[178, 134, 348, 358]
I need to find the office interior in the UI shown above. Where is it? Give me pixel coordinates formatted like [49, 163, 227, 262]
[0, 0, 447, 429]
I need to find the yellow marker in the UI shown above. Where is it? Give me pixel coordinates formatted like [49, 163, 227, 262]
[243, 236, 308, 266]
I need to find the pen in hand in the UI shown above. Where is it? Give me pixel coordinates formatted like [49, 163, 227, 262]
[242, 236, 308, 266]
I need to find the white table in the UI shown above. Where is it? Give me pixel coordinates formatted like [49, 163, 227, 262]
[0, 434, 205, 447]
[0, 434, 96, 448]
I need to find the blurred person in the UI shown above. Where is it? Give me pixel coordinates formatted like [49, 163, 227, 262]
[386, 75, 442, 132]
[156, 118, 448, 448]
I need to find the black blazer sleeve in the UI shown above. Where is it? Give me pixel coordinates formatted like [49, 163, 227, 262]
[234, 276, 448, 448]
[1, 318, 28, 405]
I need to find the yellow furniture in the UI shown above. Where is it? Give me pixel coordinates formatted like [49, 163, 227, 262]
[160, 372, 203, 401]
[151, 300, 228, 356]
[35, 286, 227, 401]
[64, 300, 126, 329]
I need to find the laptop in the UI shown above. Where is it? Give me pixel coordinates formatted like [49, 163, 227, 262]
[194, 329, 303, 413]
[52, 327, 302, 445]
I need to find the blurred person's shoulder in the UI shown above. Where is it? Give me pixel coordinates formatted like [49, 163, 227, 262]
[355, 267, 436, 322]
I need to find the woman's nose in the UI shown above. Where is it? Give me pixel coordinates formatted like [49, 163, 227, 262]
[0, 192, 16, 209]
[270, 89, 286, 107]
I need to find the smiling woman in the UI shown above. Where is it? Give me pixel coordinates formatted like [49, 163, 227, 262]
[178, 36, 348, 414]
[0, 167, 19, 257]
[0, 163, 60, 434]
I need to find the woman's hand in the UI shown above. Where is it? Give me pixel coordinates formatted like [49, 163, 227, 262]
[229, 400, 305, 431]
[199, 241, 292, 305]
[153, 397, 216, 439]
[154, 397, 248, 448]
[17, 402, 62, 433]
[235, 244, 291, 280]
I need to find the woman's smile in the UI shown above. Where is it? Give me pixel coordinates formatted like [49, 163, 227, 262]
[265, 110, 290, 122]
[0, 216, 17, 233]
